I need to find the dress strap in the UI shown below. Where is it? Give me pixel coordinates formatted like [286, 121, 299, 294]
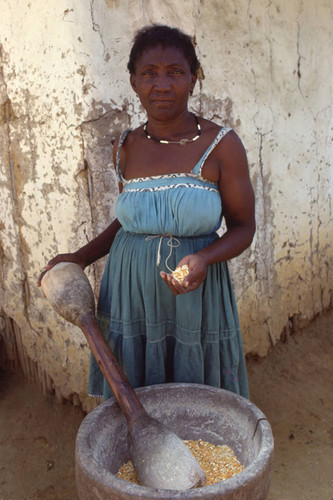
[191, 127, 232, 177]
[115, 129, 131, 183]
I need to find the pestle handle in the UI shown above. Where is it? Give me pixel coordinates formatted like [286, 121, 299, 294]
[79, 313, 145, 423]
[41, 262, 145, 423]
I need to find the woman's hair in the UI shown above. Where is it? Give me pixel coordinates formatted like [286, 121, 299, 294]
[127, 24, 199, 76]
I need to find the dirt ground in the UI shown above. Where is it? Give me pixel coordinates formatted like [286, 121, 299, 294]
[0, 309, 332, 500]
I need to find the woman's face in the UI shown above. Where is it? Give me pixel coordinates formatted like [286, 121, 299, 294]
[130, 45, 196, 121]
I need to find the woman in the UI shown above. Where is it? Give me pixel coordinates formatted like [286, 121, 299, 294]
[38, 25, 255, 400]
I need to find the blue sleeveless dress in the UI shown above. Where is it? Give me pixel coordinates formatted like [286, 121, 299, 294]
[89, 127, 249, 400]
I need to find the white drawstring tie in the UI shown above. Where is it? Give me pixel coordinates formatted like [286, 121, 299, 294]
[145, 234, 180, 272]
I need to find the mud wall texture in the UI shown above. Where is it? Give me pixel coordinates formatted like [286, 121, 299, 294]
[0, 0, 332, 411]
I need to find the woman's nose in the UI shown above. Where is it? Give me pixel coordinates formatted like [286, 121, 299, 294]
[154, 74, 171, 90]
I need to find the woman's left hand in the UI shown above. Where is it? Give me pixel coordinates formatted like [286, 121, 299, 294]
[160, 253, 208, 295]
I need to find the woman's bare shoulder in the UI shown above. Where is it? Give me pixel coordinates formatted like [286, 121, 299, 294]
[199, 117, 240, 146]
[115, 126, 143, 149]
[199, 117, 221, 135]
[112, 126, 143, 167]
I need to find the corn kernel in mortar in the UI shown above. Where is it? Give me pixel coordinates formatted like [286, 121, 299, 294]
[116, 439, 244, 487]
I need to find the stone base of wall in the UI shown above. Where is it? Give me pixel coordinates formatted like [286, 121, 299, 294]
[0, 311, 99, 412]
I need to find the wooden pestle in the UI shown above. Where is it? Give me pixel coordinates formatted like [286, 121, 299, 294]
[41, 262, 206, 490]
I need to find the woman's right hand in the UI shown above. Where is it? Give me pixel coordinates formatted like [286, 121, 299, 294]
[37, 252, 85, 287]
[37, 220, 122, 287]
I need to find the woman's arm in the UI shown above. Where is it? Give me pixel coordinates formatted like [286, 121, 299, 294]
[75, 218, 122, 268]
[161, 130, 255, 294]
[197, 130, 255, 264]
[37, 218, 122, 286]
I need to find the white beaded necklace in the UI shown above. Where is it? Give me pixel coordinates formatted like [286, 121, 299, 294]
[143, 115, 201, 146]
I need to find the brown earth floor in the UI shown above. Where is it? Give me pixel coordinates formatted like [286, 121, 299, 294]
[0, 309, 332, 499]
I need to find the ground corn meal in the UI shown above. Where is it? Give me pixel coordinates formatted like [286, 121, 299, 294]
[116, 439, 245, 487]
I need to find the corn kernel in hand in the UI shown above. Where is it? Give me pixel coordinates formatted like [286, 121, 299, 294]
[171, 265, 189, 285]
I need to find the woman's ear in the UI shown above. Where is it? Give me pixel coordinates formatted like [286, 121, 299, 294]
[130, 74, 137, 94]
[190, 74, 197, 94]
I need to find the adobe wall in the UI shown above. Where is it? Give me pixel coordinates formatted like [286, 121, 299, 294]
[0, 0, 332, 410]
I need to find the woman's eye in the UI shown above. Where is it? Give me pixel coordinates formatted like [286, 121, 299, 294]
[170, 69, 183, 74]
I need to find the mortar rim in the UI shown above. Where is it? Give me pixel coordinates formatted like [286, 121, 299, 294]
[76, 383, 274, 499]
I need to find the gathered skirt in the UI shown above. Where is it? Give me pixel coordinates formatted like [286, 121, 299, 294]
[88, 229, 249, 400]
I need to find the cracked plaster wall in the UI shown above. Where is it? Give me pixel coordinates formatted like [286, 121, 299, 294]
[0, 0, 332, 410]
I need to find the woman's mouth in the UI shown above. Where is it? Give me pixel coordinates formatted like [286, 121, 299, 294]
[152, 98, 174, 106]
